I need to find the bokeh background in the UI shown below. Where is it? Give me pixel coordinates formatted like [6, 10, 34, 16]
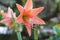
[0, 0, 60, 40]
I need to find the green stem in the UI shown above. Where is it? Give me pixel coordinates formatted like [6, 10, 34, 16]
[16, 31, 22, 40]
[34, 25, 38, 40]
[34, 29, 38, 40]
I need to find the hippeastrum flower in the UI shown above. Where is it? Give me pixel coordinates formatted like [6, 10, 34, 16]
[16, 0, 45, 36]
[0, 7, 16, 27]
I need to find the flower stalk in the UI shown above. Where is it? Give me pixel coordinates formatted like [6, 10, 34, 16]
[34, 25, 38, 40]
[17, 31, 22, 40]
[34, 29, 38, 40]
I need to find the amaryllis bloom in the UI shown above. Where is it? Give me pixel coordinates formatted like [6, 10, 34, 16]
[16, 0, 45, 36]
[0, 7, 16, 27]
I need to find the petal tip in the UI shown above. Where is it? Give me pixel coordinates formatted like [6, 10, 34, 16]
[41, 7, 44, 8]
[8, 7, 11, 10]
[42, 21, 46, 24]
[8, 7, 12, 12]
[43, 22, 46, 24]
[40, 7, 44, 9]
[29, 33, 31, 36]
[16, 3, 19, 6]
[16, 3, 18, 5]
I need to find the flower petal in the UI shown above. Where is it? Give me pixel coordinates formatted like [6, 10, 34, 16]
[32, 7, 44, 16]
[24, 0, 33, 10]
[0, 18, 12, 27]
[8, 21, 12, 27]
[13, 12, 16, 18]
[1, 13, 7, 17]
[0, 18, 10, 23]
[16, 4, 24, 13]
[24, 20, 31, 36]
[7, 7, 12, 17]
[16, 15, 23, 23]
[32, 16, 45, 24]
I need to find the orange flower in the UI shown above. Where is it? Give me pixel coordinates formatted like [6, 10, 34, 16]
[0, 7, 16, 27]
[16, 0, 45, 36]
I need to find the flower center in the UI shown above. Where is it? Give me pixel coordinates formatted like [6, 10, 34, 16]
[23, 14, 28, 20]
